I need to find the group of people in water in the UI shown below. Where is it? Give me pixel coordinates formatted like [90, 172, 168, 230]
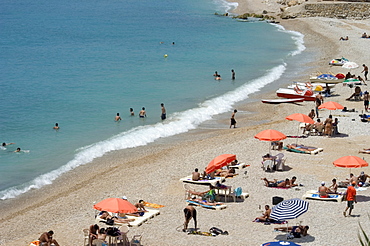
[213, 69, 236, 81]
[114, 103, 167, 122]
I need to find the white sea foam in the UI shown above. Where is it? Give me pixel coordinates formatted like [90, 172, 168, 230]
[0, 64, 287, 200]
[273, 23, 306, 56]
[213, 0, 238, 13]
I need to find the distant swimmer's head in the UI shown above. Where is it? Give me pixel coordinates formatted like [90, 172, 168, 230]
[2, 143, 6, 147]
[117, 113, 120, 116]
[130, 108, 133, 112]
[234, 109, 237, 113]
[15, 148, 21, 152]
[142, 107, 145, 110]
[161, 103, 164, 106]
[55, 123, 59, 126]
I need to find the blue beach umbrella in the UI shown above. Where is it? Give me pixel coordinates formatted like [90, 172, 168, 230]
[261, 242, 301, 246]
[317, 74, 336, 79]
[270, 198, 309, 221]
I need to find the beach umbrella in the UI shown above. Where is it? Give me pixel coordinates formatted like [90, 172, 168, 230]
[317, 74, 336, 79]
[205, 154, 236, 174]
[318, 101, 344, 116]
[285, 113, 314, 144]
[333, 156, 368, 168]
[261, 242, 301, 246]
[254, 129, 287, 142]
[342, 61, 359, 69]
[254, 129, 287, 154]
[270, 198, 309, 221]
[93, 197, 138, 214]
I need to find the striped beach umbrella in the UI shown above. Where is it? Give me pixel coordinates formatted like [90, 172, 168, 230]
[261, 242, 301, 246]
[270, 198, 309, 221]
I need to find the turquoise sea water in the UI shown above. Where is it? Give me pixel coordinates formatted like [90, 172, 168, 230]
[0, 0, 305, 199]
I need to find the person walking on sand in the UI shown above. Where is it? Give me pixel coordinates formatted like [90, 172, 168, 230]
[343, 181, 357, 217]
[315, 92, 323, 118]
[230, 109, 237, 128]
[115, 113, 122, 121]
[364, 91, 369, 112]
[183, 205, 197, 232]
[139, 107, 146, 118]
[231, 69, 235, 80]
[362, 64, 368, 80]
[161, 103, 166, 120]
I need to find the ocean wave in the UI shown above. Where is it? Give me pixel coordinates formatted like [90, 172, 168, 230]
[0, 63, 287, 200]
[273, 23, 306, 57]
[213, 0, 238, 13]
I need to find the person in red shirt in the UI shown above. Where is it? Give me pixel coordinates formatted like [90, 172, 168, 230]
[343, 181, 357, 217]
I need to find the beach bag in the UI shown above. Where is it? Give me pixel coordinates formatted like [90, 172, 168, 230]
[106, 227, 121, 236]
[209, 227, 228, 236]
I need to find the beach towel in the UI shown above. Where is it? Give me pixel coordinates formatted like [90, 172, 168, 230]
[286, 135, 307, 138]
[185, 200, 227, 210]
[142, 201, 165, 208]
[29, 241, 40, 246]
[253, 219, 287, 224]
[188, 230, 213, 236]
[268, 186, 291, 189]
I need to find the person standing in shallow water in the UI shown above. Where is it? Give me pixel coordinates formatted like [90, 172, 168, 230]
[115, 113, 122, 121]
[139, 107, 146, 118]
[231, 69, 235, 80]
[161, 103, 166, 120]
[53, 123, 59, 130]
[230, 109, 237, 128]
[130, 108, 135, 116]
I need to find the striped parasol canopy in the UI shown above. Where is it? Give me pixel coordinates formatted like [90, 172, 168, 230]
[270, 198, 309, 221]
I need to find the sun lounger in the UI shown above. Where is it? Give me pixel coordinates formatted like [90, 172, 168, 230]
[126, 209, 160, 227]
[179, 175, 225, 186]
[228, 162, 249, 169]
[185, 200, 227, 210]
[302, 190, 343, 202]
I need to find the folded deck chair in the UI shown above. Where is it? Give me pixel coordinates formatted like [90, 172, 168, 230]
[185, 200, 227, 210]
[302, 190, 343, 202]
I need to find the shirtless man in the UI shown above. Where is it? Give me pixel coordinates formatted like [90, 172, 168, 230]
[139, 107, 146, 118]
[358, 171, 370, 185]
[115, 113, 122, 121]
[340, 173, 357, 187]
[183, 205, 197, 232]
[318, 181, 330, 198]
[308, 109, 315, 119]
[161, 103, 166, 120]
[230, 109, 237, 128]
[290, 176, 298, 187]
[256, 205, 271, 222]
[362, 64, 368, 80]
[192, 168, 201, 181]
[53, 123, 59, 130]
[100, 211, 134, 224]
[39, 231, 60, 246]
[89, 224, 99, 246]
[328, 178, 338, 193]
[262, 178, 291, 188]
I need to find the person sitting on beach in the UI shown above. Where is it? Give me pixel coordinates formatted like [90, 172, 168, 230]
[262, 153, 274, 162]
[135, 200, 148, 212]
[357, 76, 367, 85]
[97, 228, 107, 241]
[345, 72, 352, 80]
[358, 171, 370, 185]
[324, 83, 331, 97]
[362, 32, 368, 38]
[202, 168, 215, 180]
[274, 225, 309, 238]
[39, 231, 60, 246]
[323, 115, 333, 137]
[89, 224, 99, 246]
[261, 178, 292, 188]
[346, 86, 362, 100]
[100, 211, 134, 224]
[328, 178, 338, 193]
[339, 173, 356, 187]
[359, 148, 370, 154]
[255, 205, 272, 222]
[318, 181, 330, 198]
[308, 109, 315, 119]
[192, 168, 201, 181]
[332, 118, 340, 135]
[339, 36, 349, 41]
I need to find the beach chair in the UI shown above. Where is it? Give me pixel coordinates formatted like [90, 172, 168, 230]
[262, 160, 273, 172]
[275, 157, 286, 171]
[227, 187, 249, 202]
[130, 233, 143, 246]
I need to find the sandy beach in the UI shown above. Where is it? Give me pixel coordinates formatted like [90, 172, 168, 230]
[1, 4, 370, 246]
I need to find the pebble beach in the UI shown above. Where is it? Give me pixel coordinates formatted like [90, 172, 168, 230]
[1, 4, 370, 246]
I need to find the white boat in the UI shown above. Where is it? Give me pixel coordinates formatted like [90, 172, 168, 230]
[310, 77, 345, 84]
[329, 57, 349, 66]
[276, 88, 317, 101]
[261, 98, 305, 104]
[288, 82, 336, 90]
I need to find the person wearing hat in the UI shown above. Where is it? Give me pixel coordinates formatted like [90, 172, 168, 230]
[343, 181, 357, 217]
[318, 181, 329, 198]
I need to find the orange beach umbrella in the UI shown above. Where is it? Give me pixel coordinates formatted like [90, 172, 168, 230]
[285, 113, 314, 124]
[254, 129, 287, 142]
[93, 197, 138, 214]
[333, 156, 368, 168]
[318, 101, 344, 111]
[205, 154, 236, 174]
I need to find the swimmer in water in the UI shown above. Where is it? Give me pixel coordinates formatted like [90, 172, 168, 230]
[2, 142, 15, 147]
[53, 123, 60, 130]
[130, 108, 135, 116]
[115, 113, 122, 121]
[139, 107, 146, 118]
[14, 148, 21, 152]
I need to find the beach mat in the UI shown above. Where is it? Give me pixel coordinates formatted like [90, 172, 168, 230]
[143, 201, 165, 208]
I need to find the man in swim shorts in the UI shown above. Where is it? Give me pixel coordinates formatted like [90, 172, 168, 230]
[161, 103, 166, 120]
[318, 181, 329, 198]
[39, 231, 60, 246]
[230, 109, 237, 128]
[183, 205, 197, 232]
[139, 107, 146, 118]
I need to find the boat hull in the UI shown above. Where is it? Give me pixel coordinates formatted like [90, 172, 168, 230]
[262, 98, 305, 104]
[310, 78, 344, 84]
[276, 88, 316, 101]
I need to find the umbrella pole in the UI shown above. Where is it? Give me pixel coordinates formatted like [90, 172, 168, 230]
[296, 124, 300, 145]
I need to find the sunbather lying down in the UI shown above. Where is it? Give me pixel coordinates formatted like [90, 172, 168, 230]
[100, 211, 134, 223]
[287, 144, 317, 152]
[188, 197, 223, 206]
[359, 148, 370, 154]
[261, 177, 297, 188]
[274, 225, 309, 238]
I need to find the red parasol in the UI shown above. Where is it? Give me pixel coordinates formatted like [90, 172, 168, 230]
[205, 154, 236, 174]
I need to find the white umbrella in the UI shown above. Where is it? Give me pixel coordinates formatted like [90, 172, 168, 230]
[270, 198, 309, 221]
[342, 62, 359, 69]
